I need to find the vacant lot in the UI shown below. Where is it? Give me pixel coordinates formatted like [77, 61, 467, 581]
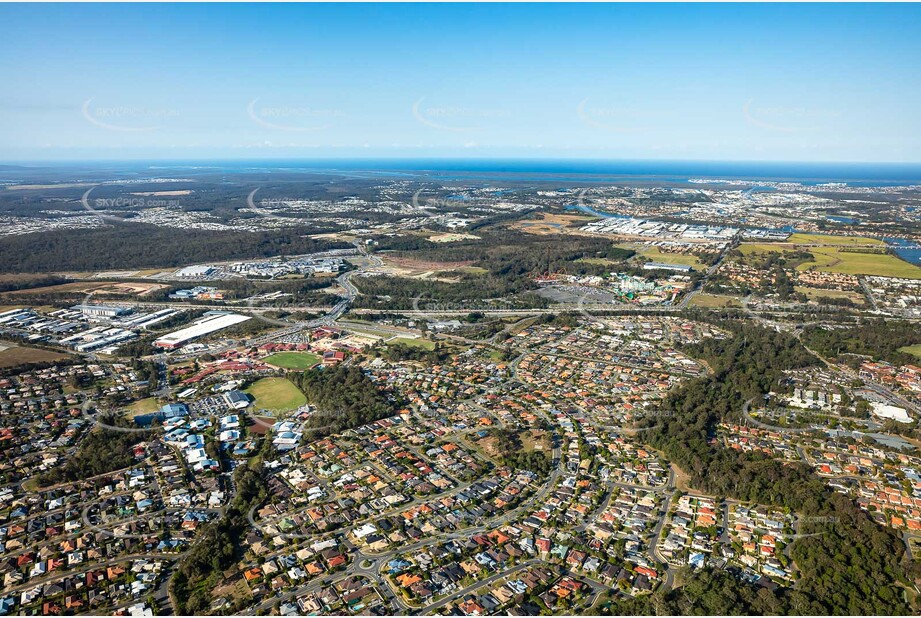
[387, 337, 435, 350]
[625, 244, 705, 269]
[786, 232, 885, 246]
[511, 212, 594, 235]
[689, 293, 741, 308]
[264, 351, 322, 370]
[245, 377, 306, 412]
[125, 397, 161, 418]
[0, 343, 72, 368]
[795, 286, 866, 305]
[428, 232, 481, 243]
[7, 280, 168, 297]
[379, 255, 476, 279]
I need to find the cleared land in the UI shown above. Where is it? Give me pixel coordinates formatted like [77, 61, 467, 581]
[0, 343, 71, 368]
[6, 280, 168, 297]
[511, 213, 594, 235]
[388, 337, 435, 350]
[245, 377, 306, 412]
[264, 351, 322, 370]
[379, 256, 477, 280]
[428, 232, 480, 243]
[795, 286, 866, 305]
[629, 245, 705, 269]
[786, 232, 885, 246]
[689, 293, 741, 308]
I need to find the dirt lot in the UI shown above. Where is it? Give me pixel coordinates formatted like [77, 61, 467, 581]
[378, 255, 477, 280]
[511, 212, 594, 235]
[428, 232, 481, 243]
[5, 280, 167, 297]
[0, 342, 72, 368]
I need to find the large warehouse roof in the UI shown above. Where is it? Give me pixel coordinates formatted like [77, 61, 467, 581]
[154, 312, 251, 348]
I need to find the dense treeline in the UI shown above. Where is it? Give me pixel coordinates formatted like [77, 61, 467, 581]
[358, 230, 637, 308]
[172, 462, 267, 614]
[145, 276, 335, 304]
[374, 341, 454, 364]
[36, 417, 151, 486]
[353, 275, 550, 310]
[626, 323, 917, 615]
[0, 274, 70, 292]
[297, 365, 396, 439]
[609, 567, 789, 615]
[0, 223, 349, 272]
[801, 319, 921, 366]
[375, 230, 634, 280]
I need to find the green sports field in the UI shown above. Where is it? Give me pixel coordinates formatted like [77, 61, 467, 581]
[245, 377, 307, 412]
[263, 351, 322, 369]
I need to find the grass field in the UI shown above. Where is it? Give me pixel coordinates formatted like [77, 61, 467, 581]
[264, 351, 322, 370]
[388, 337, 435, 350]
[245, 377, 306, 412]
[898, 344, 921, 361]
[125, 397, 161, 418]
[796, 247, 921, 279]
[688, 293, 741, 308]
[738, 234, 921, 279]
[794, 286, 866, 305]
[738, 242, 795, 256]
[633, 245, 705, 269]
[0, 343, 71, 368]
[786, 232, 885, 246]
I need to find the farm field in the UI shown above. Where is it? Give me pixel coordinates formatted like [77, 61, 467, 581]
[245, 377, 307, 412]
[263, 351, 322, 370]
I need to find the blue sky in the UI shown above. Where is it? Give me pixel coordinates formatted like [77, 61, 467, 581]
[1, 3, 919, 162]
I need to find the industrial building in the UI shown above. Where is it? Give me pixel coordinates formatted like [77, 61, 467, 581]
[154, 312, 251, 349]
[175, 265, 217, 278]
[71, 304, 131, 319]
[642, 262, 694, 273]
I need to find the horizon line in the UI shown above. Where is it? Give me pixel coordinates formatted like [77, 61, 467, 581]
[4, 157, 921, 167]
